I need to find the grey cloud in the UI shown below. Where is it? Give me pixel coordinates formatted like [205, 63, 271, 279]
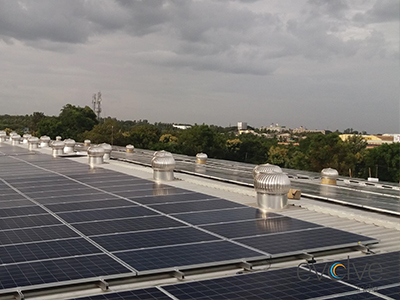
[354, 0, 399, 23]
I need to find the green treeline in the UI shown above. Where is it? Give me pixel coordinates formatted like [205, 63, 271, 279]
[1, 104, 399, 182]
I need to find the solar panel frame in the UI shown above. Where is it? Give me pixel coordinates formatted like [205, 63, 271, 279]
[162, 266, 356, 300]
[69, 287, 172, 300]
[0, 225, 80, 246]
[147, 198, 246, 214]
[0, 238, 103, 264]
[200, 217, 322, 239]
[235, 227, 378, 257]
[0, 254, 134, 293]
[172, 207, 280, 225]
[57, 206, 160, 223]
[92, 227, 221, 252]
[115, 240, 268, 274]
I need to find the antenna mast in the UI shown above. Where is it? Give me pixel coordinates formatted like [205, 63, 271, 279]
[92, 91, 102, 121]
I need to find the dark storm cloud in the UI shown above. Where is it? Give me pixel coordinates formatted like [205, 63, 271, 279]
[0, 0, 395, 75]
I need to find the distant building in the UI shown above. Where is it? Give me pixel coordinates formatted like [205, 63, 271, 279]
[339, 134, 395, 149]
[173, 124, 191, 130]
[292, 126, 325, 135]
[237, 122, 247, 130]
[260, 123, 286, 132]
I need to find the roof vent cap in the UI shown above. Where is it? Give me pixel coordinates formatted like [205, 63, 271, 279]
[254, 172, 291, 211]
[40, 136, 51, 148]
[253, 164, 282, 178]
[51, 140, 65, 157]
[100, 143, 112, 160]
[56, 136, 62, 141]
[152, 151, 175, 181]
[321, 168, 339, 185]
[126, 144, 134, 153]
[22, 133, 32, 144]
[28, 137, 39, 150]
[11, 134, 21, 145]
[84, 139, 91, 147]
[63, 139, 76, 153]
[196, 153, 208, 164]
[88, 146, 105, 167]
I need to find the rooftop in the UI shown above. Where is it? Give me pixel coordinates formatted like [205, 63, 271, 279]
[0, 140, 399, 300]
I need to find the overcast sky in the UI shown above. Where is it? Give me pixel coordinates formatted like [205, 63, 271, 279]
[0, 0, 398, 133]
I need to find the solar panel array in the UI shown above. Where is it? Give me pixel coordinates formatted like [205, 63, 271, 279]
[70, 251, 400, 300]
[0, 144, 378, 295]
[112, 148, 400, 215]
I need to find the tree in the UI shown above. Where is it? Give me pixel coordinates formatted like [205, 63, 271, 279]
[127, 125, 160, 149]
[81, 118, 127, 145]
[37, 117, 61, 139]
[268, 146, 289, 166]
[363, 143, 400, 182]
[178, 125, 225, 157]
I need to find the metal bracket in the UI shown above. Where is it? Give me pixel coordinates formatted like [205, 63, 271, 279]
[239, 261, 253, 271]
[14, 290, 24, 300]
[299, 252, 316, 263]
[356, 243, 375, 254]
[172, 269, 185, 280]
[97, 279, 109, 291]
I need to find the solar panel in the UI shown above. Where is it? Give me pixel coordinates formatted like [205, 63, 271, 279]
[148, 199, 246, 214]
[115, 187, 189, 199]
[0, 205, 47, 218]
[115, 241, 267, 273]
[69, 287, 172, 300]
[173, 207, 279, 225]
[0, 193, 26, 201]
[0, 238, 102, 264]
[58, 206, 159, 223]
[44, 199, 137, 213]
[162, 266, 355, 300]
[132, 192, 214, 205]
[92, 227, 220, 252]
[36, 194, 121, 205]
[200, 217, 322, 239]
[235, 227, 377, 257]
[0, 199, 39, 209]
[0, 214, 61, 230]
[375, 285, 400, 298]
[0, 225, 79, 246]
[72, 215, 184, 236]
[0, 254, 133, 291]
[312, 251, 400, 290]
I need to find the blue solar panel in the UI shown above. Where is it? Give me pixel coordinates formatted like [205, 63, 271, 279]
[0, 238, 102, 264]
[201, 217, 322, 238]
[376, 285, 400, 298]
[0, 225, 79, 246]
[36, 194, 120, 205]
[163, 266, 355, 299]
[0, 254, 133, 290]
[93, 227, 220, 252]
[45, 199, 136, 212]
[58, 206, 159, 223]
[173, 207, 279, 225]
[69, 287, 172, 300]
[72, 216, 184, 236]
[115, 241, 266, 273]
[236, 227, 377, 257]
[0, 214, 61, 230]
[148, 199, 246, 214]
[312, 251, 400, 290]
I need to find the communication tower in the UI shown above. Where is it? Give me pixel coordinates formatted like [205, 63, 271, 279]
[92, 92, 102, 121]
